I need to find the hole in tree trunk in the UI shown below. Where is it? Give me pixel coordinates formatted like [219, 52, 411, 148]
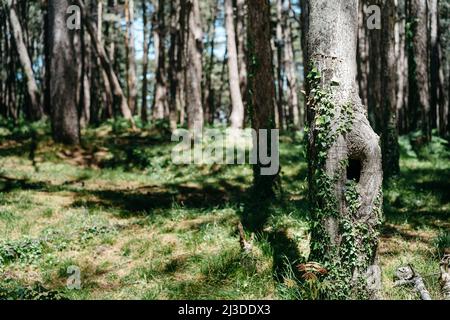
[347, 158, 361, 183]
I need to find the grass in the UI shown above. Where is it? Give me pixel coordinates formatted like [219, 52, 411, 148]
[0, 120, 449, 300]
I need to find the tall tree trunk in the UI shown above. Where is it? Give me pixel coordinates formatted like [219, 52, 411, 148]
[168, 0, 180, 131]
[77, 0, 135, 129]
[236, 0, 247, 99]
[184, 0, 204, 131]
[203, 0, 218, 126]
[395, 0, 409, 135]
[367, 0, 382, 132]
[381, 0, 400, 179]
[225, 0, 245, 129]
[125, 0, 137, 114]
[48, 0, 80, 145]
[152, 0, 168, 121]
[282, 0, 300, 129]
[304, 0, 383, 299]
[429, 0, 447, 136]
[275, 0, 285, 130]
[408, 0, 431, 142]
[7, 0, 42, 120]
[80, 19, 91, 128]
[246, 0, 281, 230]
[357, 0, 369, 109]
[141, 0, 149, 124]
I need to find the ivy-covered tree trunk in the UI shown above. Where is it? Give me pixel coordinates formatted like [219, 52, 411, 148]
[303, 0, 383, 299]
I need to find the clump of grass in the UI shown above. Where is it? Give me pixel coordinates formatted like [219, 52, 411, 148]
[434, 230, 450, 256]
[0, 237, 44, 265]
[0, 279, 66, 300]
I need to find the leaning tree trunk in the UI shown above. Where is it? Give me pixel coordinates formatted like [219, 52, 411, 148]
[48, 0, 80, 145]
[77, 0, 135, 129]
[185, 0, 204, 131]
[381, 0, 400, 179]
[304, 0, 383, 299]
[225, 0, 245, 129]
[7, 0, 42, 120]
[408, 0, 431, 142]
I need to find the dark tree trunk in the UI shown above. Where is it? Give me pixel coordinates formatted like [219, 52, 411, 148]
[152, 0, 168, 121]
[141, 0, 150, 124]
[408, 0, 431, 142]
[381, 0, 400, 179]
[246, 0, 281, 230]
[48, 0, 80, 145]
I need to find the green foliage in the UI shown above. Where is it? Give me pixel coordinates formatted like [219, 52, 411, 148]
[434, 230, 450, 256]
[399, 130, 450, 161]
[0, 237, 44, 266]
[0, 279, 66, 300]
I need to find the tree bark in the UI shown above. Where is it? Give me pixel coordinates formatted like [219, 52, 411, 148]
[381, 0, 400, 179]
[408, 0, 431, 142]
[275, 0, 285, 130]
[7, 0, 42, 121]
[246, 0, 281, 230]
[225, 0, 245, 129]
[125, 0, 138, 114]
[168, 0, 181, 131]
[282, 0, 300, 129]
[236, 0, 247, 98]
[48, 0, 80, 145]
[141, 0, 150, 124]
[152, 0, 168, 121]
[184, 0, 204, 131]
[304, 0, 383, 299]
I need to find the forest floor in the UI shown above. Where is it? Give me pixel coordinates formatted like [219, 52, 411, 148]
[0, 120, 449, 300]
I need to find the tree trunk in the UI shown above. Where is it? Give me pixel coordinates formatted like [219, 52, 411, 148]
[152, 0, 168, 121]
[367, 0, 383, 132]
[304, 0, 383, 299]
[381, 0, 400, 179]
[282, 0, 300, 129]
[77, 0, 135, 129]
[48, 0, 80, 145]
[184, 0, 204, 131]
[125, 0, 138, 114]
[225, 0, 245, 129]
[275, 0, 285, 130]
[429, 0, 447, 136]
[141, 0, 150, 124]
[408, 0, 431, 142]
[236, 0, 247, 98]
[168, 0, 180, 131]
[7, 0, 42, 120]
[356, 0, 369, 109]
[246, 0, 281, 230]
[203, 0, 218, 127]
[395, 0, 409, 135]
